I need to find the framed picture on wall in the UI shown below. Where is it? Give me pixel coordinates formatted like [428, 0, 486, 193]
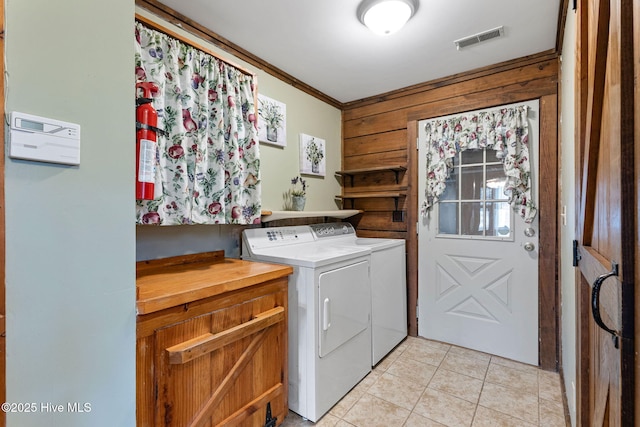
[257, 94, 286, 147]
[299, 133, 326, 177]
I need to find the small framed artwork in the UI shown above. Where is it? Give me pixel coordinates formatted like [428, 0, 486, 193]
[257, 94, 286, 147]
[299, 133, 326, 176]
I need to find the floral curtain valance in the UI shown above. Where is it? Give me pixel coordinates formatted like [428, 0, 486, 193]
[135, 22, 261, 225]
[421, 105, 537, 223]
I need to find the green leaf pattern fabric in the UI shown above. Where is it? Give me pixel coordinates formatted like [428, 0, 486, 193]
[421, 105, 537, 223]
[135, 22, 261, 225]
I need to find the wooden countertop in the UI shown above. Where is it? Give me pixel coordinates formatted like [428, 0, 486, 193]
[136, 251, 293, 315]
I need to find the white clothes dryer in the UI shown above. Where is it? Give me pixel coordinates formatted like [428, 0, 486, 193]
[242, 225, 372, 422]
[309, 223, 407, 365]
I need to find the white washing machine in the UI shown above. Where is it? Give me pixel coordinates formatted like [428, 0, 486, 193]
[309, 223, 407, 365]
[242, 225, 372, 422]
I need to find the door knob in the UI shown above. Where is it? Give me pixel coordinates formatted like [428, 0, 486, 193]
[523, 242, 535, 252]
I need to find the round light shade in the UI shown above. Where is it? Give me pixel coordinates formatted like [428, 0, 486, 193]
[358, 0, 418, 36]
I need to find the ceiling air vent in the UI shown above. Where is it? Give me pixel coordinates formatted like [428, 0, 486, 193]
[454, 26, 504, 50]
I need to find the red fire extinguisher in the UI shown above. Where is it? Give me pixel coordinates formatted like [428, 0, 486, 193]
[135, 82, 163, 200]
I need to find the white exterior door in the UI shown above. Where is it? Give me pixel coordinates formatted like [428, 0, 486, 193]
[417, 100, 539, 365]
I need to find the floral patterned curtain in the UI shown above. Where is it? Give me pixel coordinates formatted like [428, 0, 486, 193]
[421, 105, 537, 223]
[135, 22, 261, 225]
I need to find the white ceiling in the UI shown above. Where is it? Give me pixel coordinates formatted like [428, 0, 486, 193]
[157, 0, 562, 104]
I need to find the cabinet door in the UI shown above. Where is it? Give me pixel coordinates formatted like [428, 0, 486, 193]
[154, 288, 287, 427]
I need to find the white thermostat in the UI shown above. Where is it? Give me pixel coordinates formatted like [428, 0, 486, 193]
[9, 111, 81, 165]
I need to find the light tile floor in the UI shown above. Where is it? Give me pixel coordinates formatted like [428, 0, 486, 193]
[282, 336, 568, 427]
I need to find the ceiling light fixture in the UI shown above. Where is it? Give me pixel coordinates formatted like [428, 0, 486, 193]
[357, 0, 419, 36]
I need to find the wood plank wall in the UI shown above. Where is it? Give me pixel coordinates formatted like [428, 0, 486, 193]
[342, 53, 559, 370]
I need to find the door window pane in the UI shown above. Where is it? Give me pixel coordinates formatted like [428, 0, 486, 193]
[440, 170, 458, 201]
[460, 166, 483, 200]
[486, 149, 501, 163]
[486, 164, 508, 200]
[438, 202, 458, 235]
[461, 149, 483, 165]
[484, 202, 512, 237]
[461, 202, 483, 235]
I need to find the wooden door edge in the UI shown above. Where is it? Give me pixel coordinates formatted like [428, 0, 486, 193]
[1, 0, 6, 423]
[539, 94, 559, 371]
[406, 120, 418, 336]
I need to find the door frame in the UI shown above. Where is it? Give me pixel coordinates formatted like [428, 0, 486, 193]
[408, 94, 559, 370]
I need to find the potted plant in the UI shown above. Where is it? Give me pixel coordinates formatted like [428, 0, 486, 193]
[305, 137, 324, 173]
[286, 175, 307, 211]
[259, 99, 284, 142]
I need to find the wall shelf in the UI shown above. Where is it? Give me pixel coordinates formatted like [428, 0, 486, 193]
[335, 190, 407, 222]
[336, 165, 407, 186]
[260, 209, 362, 223]
[337, 165, 408, 223]
[335, 190, 407, 200]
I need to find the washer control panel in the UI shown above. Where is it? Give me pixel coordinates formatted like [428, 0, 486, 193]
[310, 222, 355, 239]
[266, 228, 299, 242]
[242, 225, 315, 250]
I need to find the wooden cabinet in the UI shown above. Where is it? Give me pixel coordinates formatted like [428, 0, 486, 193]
[136, 251, 293, 427]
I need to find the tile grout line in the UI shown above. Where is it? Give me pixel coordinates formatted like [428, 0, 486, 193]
[468, 354, 493, 427]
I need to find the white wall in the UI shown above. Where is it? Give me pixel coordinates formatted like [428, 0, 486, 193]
[5, 1, 135, 426]
[134, 8, 343, 262]
[136, 224, 245, 259]
[256, 80, 342, 212]
[559, 3, 578, 425]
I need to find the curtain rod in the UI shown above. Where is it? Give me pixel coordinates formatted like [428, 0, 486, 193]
[135, 13, 257, 80]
